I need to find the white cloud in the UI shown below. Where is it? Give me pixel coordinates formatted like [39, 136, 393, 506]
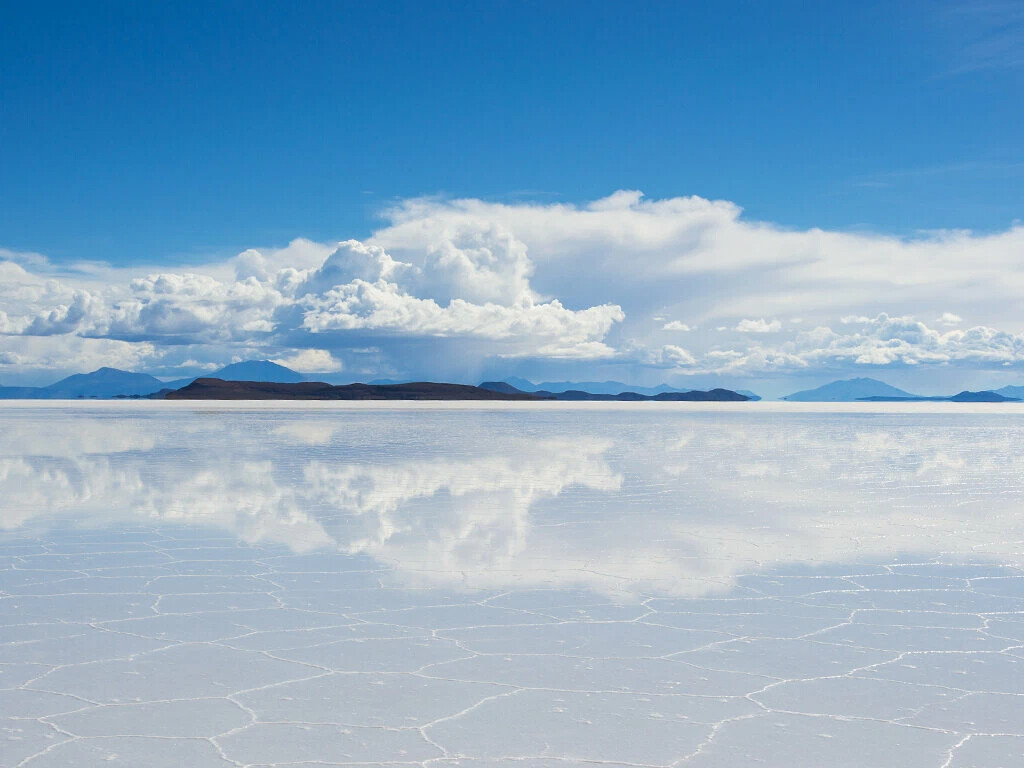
[300, 279, 622, 350]
[0, 335, 163, 373]
[658, 345, 697, 367]
[4, 190, 1024, 384]
[735, 318, 782, 333]
[685, 314, 1024, 375]
[271, 349, 343, 373]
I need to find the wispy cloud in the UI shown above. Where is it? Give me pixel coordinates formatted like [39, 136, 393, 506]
[941, 1, 1024, 73]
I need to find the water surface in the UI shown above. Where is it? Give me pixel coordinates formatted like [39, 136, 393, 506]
[1, 403, 1022, 767]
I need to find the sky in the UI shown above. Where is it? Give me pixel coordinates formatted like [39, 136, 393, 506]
[1, 0, 1023, 397]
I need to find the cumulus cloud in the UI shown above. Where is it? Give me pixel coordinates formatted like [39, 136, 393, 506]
[301, 280, 622, 350]
[4, 190, 1024, 384]
[735, 318, 782, 333]
[0, 231, 625, 377]
[657, 345, 697, 367]
[271, 349, 343, 373]
[677, 314, 1024, 376]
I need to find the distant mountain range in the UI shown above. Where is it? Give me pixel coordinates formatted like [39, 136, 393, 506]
[493, 377, 761, 400]
[781, 377, 1023, 403]
[0, 360, 305, 399]
[0, 367, 170, 399]
[0, 366, 760, 401]
[6, 366, 1022, 403]
[479, 382, 750, 401]
[782, 378, 917, 402]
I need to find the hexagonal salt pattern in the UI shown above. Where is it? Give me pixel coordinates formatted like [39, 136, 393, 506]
[1, 402, 1024, 767]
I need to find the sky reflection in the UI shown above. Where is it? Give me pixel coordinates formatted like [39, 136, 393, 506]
[3, 405, 1024, 596]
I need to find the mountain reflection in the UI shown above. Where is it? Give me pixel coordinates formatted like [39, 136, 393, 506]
[3, 406, 1024, 595]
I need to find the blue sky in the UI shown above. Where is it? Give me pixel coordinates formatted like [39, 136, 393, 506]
[1, 1, 1023, 396]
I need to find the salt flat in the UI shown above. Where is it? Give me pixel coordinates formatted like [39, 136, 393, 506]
[1, 403, 1023, 767]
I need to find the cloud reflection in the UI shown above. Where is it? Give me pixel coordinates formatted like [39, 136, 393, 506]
[2, 407, 1023, 595]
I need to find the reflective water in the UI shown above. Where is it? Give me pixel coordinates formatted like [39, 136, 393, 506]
[1, 403, 1022, 767]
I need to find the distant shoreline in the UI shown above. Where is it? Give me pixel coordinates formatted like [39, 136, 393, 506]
[162, 378, 752, 402]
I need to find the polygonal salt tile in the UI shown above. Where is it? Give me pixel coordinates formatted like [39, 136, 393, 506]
[162, 547, 262, 562]
[755, 676, 959, 720]
[910, 692, 1024, 734]
[0, 663, 50, 689]
[1, 626, 169, 665]
[802, 589, 1024, 614]
[145, 574, 274, 594]
[850, 610, 985, 629]
[225, 622, 424, 651]
[647, 596, 800, 615]
[261, 552, 381, 573]
[20, 735, 233, 767]
[896, 564, 1020, 579]
[349, 604, 557, 630]
[49, 698, 251, 738]
[236, 671, 504, 727]
[0, 688, 88, 717]
[98, 613, 250, 643]
[848, 573, 966, 590]
[444, 620, 725, 657]
[540, 603, 655, 622]
[679, 637, 895, 678]
[154, 591, 280, 613]
[274, 635, 469, 672]
[735, 575, 863, 597]
[216, 722, 441, 764]
[861, 652, 1024, 694]
[0, 623, 87, 644]
[0, 570, 90, 591]
[255, 571, 385, 590]
[16, 551, 170, 569]
[648, 610, 841, 638]
[0, 716, 70, 765]
[810, 623, 1006, 653]
[223, 608, 368, 632]
[5, 576, 153, 596]
[161, 560, 267, 576]
[35, 643, 316, 703]
[683, 712, 958, 768]
[948, 735, 1024, 768]
[0, 594, 155, 624]
[425, 688, 714, 764]
[969, 577, 1024, 598]
[423, 654, 769, 698]
[284, 590, 496, 613]
[484, 589, 634, 610]
[984, 617, 1024, 642]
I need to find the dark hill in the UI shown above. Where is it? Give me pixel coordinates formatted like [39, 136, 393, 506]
[480, 382, 749, 401]
[857, 390, 1021, 403]
[166, 378, 547, 400]
[950, 390, 1019, 402]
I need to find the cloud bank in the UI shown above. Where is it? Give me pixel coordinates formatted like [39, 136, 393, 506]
[2, 191, 1024, 387]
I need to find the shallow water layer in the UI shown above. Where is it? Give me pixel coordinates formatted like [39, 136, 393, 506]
[1, 403, 1023, 767]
